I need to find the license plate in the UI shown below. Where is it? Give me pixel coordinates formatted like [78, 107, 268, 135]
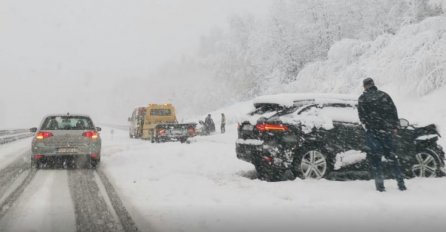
[57, 148, 77, 153]
[171, 129, 185, 135]
[242, 124, 254, 131]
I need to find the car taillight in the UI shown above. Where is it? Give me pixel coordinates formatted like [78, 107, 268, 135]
[34, 154, 44, 160]
[83, 131, 99, 139]
[36, 131, 53, 140]
[256, 123, 289, 132]
[262, 156, 273, 165]
[90, 153, 99, 160]
[158, 129, 166, 136]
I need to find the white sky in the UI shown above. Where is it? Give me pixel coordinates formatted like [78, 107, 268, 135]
[0, 0, 270, 128]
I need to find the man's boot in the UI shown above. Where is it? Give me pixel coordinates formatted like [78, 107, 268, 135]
[398, 180, 407, 191]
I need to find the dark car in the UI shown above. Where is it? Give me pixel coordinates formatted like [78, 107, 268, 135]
[236, 95, 445, 181]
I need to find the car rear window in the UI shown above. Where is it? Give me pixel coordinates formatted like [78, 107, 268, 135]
[299, 105, 360, 123]
[249, 104, 287, 116]
[41, 116, 95, 130]
[150, 109, 171, 116]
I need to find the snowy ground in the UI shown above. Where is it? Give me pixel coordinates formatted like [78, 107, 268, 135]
[100, 125, 446, 232]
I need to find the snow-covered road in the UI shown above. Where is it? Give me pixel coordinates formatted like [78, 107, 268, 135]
[0, 124, 445, 232]
[0, 138, 137, 232]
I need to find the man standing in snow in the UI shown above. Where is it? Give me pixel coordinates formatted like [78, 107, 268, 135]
[221, 113, 226, 133]
[358, 78, 407, 192]
[205, 114, 215, 134]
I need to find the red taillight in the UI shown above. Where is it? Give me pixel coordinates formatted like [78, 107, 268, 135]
[262, 156, 273, 165]
[188, 127, 196, 136]
[36, 131, 53, 140]
[157, 129, 166, 136]
[90, 153, 99, 160]
[256, 123, 289, 132]
[34, 154, 44, 160]
[83, 131, 99, 139]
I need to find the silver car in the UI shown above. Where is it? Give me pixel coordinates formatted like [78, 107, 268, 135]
[30, 114, 101, 168]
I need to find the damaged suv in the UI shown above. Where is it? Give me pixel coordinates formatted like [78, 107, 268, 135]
[236, 95, 445, 181]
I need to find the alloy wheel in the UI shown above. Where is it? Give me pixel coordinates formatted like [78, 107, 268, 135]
[300, 150, 327, 179]
[411, 152, 437, 177]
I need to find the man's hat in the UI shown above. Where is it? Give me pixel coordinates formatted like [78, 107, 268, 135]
[363, 77, 375, 87]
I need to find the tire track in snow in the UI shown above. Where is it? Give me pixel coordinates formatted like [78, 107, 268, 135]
[0, 153, 37, 220]
[0, 153, 30, 199]
[68, 169, 138, 232]
[68, 169, 122, 232]
[97, 169, 138, 232]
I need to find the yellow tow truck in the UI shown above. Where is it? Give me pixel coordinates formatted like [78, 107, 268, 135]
[141, 104, 196, 143]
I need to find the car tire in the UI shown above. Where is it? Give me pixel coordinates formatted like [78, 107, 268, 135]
[293, 148, 333, 180]
[408, 150, 442, 178]
[90, 160, 99, 169]
[31, 159, 40, 169]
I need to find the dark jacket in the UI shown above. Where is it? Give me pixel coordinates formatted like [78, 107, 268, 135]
[358, 86, 399, 133]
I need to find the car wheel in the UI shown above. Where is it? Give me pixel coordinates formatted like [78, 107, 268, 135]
[294, 149, 331, 179]
[410, 151, 439, 178]
[90, 160, 99, 169]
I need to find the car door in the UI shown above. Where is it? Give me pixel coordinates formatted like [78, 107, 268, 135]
[321, 104, 367, 171]
[297, 105, 346, 156]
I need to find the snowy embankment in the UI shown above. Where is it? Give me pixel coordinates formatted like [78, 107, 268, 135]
[100, 85, 446, 232]
[286, 16, 446, 97]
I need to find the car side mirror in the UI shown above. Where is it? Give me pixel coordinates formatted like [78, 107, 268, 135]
[96, 127, 102, 132]
[30, 127, 37, 133]
[399, 118, 409, 128]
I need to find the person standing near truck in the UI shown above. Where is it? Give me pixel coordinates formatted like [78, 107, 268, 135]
[221, 113, 226, 133]
[205, 114, 215, 134]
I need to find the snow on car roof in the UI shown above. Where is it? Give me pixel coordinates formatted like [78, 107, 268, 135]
[43, 114, 93, 118]
[253, 93, 358, 107]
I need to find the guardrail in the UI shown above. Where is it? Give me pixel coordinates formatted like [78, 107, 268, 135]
[0, 129, 34, 145]
[98, 124, 128, 131]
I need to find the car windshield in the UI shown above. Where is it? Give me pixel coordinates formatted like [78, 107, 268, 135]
[41, 116, 95, 130]
[150, 109, 172, 116]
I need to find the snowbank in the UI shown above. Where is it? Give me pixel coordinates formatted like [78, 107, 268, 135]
[287, 16, 446, 97]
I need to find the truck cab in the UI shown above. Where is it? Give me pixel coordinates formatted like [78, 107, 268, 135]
[128, 107, 146, 138]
